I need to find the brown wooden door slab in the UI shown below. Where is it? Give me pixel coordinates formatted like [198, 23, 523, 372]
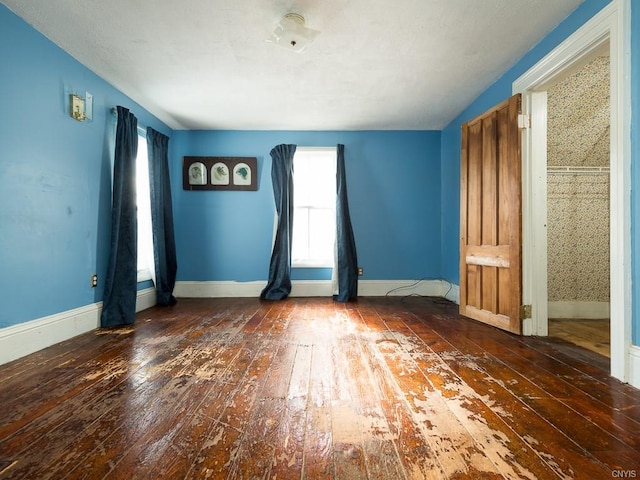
[460, 94, 522, 334]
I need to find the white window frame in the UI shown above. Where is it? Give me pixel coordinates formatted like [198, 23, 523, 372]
[291, 147, 337, 269]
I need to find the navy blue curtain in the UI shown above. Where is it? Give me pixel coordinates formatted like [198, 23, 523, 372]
[147, 127, 178, 306]
[101, 106, 138, 327]
[260, 144, 296, 300]
[334, 144, 359, 302]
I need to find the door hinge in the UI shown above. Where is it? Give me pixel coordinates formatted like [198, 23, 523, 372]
[517, 113, 530, 129]
[520, 304, 532, 320]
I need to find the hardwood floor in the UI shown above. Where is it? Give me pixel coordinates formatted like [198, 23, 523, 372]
[548, 318, 610, 358]
[0, 297, 638, 479]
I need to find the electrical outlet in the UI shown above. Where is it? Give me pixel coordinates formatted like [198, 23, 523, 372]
[357, 267, 364, 276]
[91, 274, 98, 288]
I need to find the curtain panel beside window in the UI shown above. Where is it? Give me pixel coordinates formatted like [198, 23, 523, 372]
[333, 143, 359, 302]
[261, 144, 296, 300]
[147, 127, 178, 306]
[101, 106, 139, 327]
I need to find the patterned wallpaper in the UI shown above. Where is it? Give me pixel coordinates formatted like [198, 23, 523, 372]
[546, 55, 610, 303]
[547, 173, 610, 302]
[547, 55, 610, 168]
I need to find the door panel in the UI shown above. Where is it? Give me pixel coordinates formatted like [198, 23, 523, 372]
[460, 94, 522, 334]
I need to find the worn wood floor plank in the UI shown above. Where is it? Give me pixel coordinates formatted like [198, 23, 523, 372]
[269, 342, 312, 479]
[388, 336, 558, 477]
[392, 300, 623, 477]
[1, 297, 639, 480]
[303, 340, 334, 479]
[158, 336, 261, 479]
[184, 299, 298, 479]
[549, 318, 610, 357]
[416, 304, 640, 464]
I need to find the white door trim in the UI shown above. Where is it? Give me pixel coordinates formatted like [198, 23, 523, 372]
[512, 0, 631, 382]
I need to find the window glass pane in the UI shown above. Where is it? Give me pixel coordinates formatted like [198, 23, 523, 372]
[309, 208, 335, 260]
[136, 136, 154, 280]
[292, 207, 310, 261]
[291, 148, 337, 267]
[295, 156, 336, 207]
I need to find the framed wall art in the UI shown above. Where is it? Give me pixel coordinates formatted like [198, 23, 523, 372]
[183, 156, 258, 191]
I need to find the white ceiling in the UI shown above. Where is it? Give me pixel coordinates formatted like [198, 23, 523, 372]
[2, 0, 583, 130]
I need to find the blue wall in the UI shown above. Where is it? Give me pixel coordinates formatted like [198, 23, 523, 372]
[171, 130, 442, 283]
[0, 5, 171, 329]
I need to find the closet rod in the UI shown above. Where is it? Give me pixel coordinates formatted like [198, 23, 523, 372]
[547, 166, 609, 175]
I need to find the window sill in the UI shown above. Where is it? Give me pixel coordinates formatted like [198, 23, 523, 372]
[292, 261, 333, 269]
[137, 268, 153, 283]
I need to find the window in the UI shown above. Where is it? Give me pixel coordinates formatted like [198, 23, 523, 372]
[292, 147, 337, 268]
[136, 134, 155, 282]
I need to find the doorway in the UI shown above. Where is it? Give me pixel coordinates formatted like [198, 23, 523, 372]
[513, 0, 631, 382]
[545, 52, 611, 358]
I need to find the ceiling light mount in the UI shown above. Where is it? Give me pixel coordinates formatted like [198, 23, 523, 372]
[283, 13, 305, 25]
[268, 12, 319, 53]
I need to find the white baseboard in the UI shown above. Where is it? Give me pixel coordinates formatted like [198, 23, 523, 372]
[174, 281, 265, 298]
[358, 279, 445, 297]
[0, 303, 102, 367]
[548, 301, 610, 319]
[174, 279, 454, 299]
[443, 282, 460, 304]
[136, 287, 158, 312]
[629, 345, 640, 389]
[291, 281, 335, 297]
[173, 280, 337, 298]
[0, 288, 156, 366]
[173, 280, 339, 298]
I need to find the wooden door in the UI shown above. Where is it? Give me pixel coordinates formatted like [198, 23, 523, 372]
[460, 94, 523, 334]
